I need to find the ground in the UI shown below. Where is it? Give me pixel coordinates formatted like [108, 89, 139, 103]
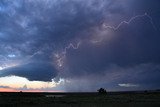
[0, 91, 160, 107]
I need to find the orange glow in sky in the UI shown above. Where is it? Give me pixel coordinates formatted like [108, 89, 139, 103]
[0, 88, 17, 92]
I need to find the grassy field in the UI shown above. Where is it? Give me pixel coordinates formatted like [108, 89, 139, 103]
[0, 91, 160, 107]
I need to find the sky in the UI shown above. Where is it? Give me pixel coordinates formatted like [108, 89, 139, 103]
[0, 0, 160, 92]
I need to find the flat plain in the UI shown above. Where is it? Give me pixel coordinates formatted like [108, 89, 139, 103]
[0, 91, 160, 107]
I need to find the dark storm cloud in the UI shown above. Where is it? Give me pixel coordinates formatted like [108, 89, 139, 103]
[0, 0, 114, 57]
[0, 0, 115, 81]
[0, 0, 160, 91]
[0, 61, 57, 81]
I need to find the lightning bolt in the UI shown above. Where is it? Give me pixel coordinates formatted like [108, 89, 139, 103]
[91, 13, 157, 43]
[103, 13, 156, 30]
[54, 42, 81, 69]
[63, 42, 81, 55]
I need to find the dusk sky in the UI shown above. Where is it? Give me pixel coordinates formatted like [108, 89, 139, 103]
[0, 0, 160, 92]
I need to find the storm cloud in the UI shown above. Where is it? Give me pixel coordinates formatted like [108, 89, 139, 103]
[0, 0, 160, 91]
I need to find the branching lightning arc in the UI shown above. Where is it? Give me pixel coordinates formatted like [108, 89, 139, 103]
[92, 13, 157, 43]
[103, 13, 156, 30]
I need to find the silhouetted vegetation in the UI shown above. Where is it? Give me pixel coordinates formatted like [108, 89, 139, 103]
[97, 88, 107, 94]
